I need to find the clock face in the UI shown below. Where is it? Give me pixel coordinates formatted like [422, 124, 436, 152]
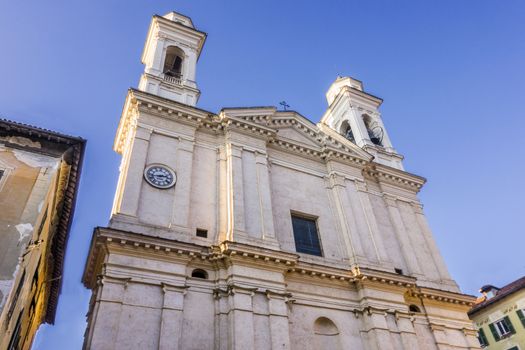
[144, 165, 176, 189]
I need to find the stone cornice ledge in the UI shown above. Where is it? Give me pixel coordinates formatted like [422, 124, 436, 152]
[115, 89, 216, 153]
[408, 287, 476, 307]
[364, 163, 426, 192]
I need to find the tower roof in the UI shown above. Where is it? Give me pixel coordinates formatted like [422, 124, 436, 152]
[162, 11, 195, 29]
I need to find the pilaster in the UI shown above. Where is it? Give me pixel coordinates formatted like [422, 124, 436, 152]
[229, 286, 256, 350]
[345, 177, 380, 265]
[171, 138, 195, 228]
[85, 276, 129, 350]
[354, 180, 391, 266]
[158, 284, 187, 350]
[117, 126, 151, 218]
[325, 172, 364, 265]
[254, 151, 277, 242]
[383, 195, 422, 276]
[266, 291, 291, 350]
[226, 143, 245, 236]
[410, 201, 452, 282]
[362, 311, 395, 350]
[396, 314, 420, 350]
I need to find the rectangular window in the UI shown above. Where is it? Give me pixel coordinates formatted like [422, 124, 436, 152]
[7, 270, 25, 321]
[196, 228, 208, 238]
[477, 328, 489, 347]
[489, 316, 515, 341]
[291, 214, 322, 256]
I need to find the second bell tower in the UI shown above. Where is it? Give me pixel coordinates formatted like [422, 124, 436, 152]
[138, 12, 206, 106]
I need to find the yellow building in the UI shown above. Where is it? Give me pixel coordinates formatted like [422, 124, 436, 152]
[469, 277, 525, 350]
[0, 119, 85, 350]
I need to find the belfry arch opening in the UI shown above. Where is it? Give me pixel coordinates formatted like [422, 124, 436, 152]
[163, 46, 184, 78]
[363, 114, 383, 146]
[340, 120, 355, 143]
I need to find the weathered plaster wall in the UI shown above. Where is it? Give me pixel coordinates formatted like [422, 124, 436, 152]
[0, 146, 58, 312]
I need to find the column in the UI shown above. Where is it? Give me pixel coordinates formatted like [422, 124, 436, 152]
[118, 126, 151, 217]
[158, 284, 187, 350]
[383, 195, 422, 276]
[171, 138, 194, 228]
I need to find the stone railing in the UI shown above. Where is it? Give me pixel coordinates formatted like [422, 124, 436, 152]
[163, 73, 182, 85]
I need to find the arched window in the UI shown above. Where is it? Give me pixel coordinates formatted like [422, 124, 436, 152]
[340, 120, 355, 143]
[363, 114, 383, 146]
[313, 317, 341, 350]
[409, 304, 421, 313]
[163, 46, 184, 78]
[191, 269, 208, 279]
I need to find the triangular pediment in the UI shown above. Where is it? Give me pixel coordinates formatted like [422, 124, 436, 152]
[220, 107, 373, 162]
[275, 127, 320, 148]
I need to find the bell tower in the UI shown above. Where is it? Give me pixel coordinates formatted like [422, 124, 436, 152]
[138, 12, 206, 106]
[321, 76, 404, 170]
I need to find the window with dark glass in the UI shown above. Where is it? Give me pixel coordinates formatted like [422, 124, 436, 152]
[291, 214, 322, 256]
[489, 316, 515, 341]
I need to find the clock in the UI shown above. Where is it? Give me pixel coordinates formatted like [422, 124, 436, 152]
[144, 164, 176, 189]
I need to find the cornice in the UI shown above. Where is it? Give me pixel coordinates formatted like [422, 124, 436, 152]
[83, 228, 476, 312]
[408, 287, 476, 308]
[364, 163, 426, 193]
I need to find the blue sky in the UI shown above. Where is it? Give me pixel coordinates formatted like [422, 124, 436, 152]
[1, 1, 524, 348]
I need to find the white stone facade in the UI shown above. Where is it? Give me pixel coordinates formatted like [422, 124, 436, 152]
[82, 11, 480, 350]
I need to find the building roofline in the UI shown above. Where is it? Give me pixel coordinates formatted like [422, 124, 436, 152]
[0, 118, 86, 324]
[468, 276, 525, 316]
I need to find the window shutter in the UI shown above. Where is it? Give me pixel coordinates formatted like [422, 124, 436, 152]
[478, 328, 489, 346]
[517, 309, 525, 327]
[489, 323, 500, 341]
[504, 315, 516, 334]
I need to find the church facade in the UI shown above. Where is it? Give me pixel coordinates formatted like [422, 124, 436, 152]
[82, 12, 480, 350]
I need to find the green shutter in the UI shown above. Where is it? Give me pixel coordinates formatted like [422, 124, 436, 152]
[517, 309, 525, 327]
[478, 328, 489, 346]
[504, 315, 516, 334]
[489, 322, 501, 341]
